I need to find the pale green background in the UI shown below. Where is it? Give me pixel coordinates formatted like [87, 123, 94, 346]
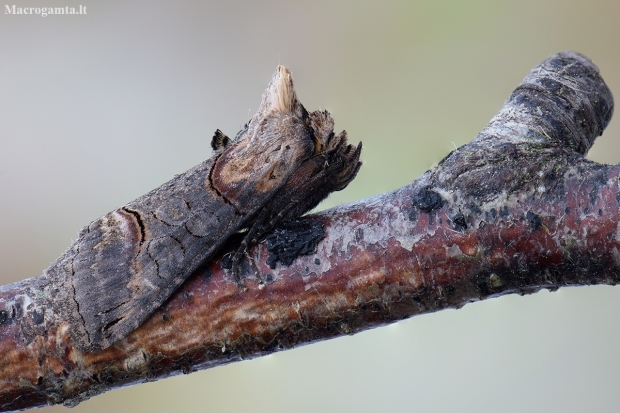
[1, 1, 620, 412]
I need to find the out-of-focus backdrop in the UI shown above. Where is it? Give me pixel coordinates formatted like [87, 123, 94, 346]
[1, 1, 620, 412]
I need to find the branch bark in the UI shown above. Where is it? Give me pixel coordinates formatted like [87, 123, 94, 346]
[0, 51, 615, 411]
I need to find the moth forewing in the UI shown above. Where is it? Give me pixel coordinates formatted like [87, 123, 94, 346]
[210, 117, 315, 213]
[52, 65, 361, 352]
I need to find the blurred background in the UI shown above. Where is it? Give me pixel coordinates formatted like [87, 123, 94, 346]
[1, 1, 620, 412]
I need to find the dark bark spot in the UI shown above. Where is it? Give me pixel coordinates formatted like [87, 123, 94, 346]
[526, 211, 541, 230]
[588, 169, 608, 205]
[265, 219, 325, 268]
[32, 310, 44, 325]
[499, 206, 509, 217]
[411, 186, 443, 214]
[0, 310, 7, 325]
[355, 227, 364, 243]
[452, 213, 467, 231]
[468, 202, 482, 215]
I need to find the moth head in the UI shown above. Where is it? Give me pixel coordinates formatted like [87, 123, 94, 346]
[210, 66, 316, 211]
[220, 66, 310, 150]
[238, 66, 309, 144]
[210, 65, 362, 215]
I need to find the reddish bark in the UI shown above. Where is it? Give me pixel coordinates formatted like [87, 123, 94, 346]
[0, 51, 615, 411]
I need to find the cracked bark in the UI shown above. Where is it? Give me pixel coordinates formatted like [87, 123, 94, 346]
[0, 51, 615, 411]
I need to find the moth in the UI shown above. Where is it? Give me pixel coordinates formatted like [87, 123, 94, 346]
[47, 66, 362, 352]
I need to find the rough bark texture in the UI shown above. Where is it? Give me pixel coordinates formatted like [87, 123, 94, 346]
[0, 51, 615, 411]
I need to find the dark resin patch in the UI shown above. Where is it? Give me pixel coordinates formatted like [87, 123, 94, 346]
[265, 219, 326, 269]
[410, 186, 444, 218]
[355, 227, 364, 243]
[32, 310, 44, 325]
[526, 211, 542, 230]
[452, 212, 467, 231]
[0, 310, 7, 325]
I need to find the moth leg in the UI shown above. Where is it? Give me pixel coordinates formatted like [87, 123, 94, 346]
[244, 249, 264, 284]
[230, 208, 273, 284]
[252, 202, 299, 239]
[230, 202, 298, 284]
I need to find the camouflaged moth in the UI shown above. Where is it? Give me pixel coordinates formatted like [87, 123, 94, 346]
[47, 66, 362, 351]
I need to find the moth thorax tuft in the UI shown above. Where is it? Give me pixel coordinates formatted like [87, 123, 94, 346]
[270, 65, 296, 113]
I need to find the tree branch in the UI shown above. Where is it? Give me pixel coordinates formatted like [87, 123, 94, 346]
[0, 51, 614, 411]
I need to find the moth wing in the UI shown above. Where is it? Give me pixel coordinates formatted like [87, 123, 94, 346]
[63, 160, 244, 351]
[58, 64, 320, 351]
[63, 140, 309, 351]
